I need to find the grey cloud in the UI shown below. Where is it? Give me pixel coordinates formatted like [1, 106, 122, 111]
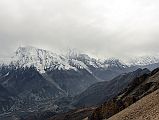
[0, 0, 159, 60]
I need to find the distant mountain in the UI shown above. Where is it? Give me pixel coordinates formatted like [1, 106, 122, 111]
[9, 46, 127, 75]
[67, 49, 136, 81]
[1, 46, 159, 82]
[127, 56, 159, 66]
[0, 46, 134, 81]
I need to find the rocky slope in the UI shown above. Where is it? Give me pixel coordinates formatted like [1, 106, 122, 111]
[0, 84, 15, 114]
[108, 89, 159, 120]
[90, 68, 159, 120]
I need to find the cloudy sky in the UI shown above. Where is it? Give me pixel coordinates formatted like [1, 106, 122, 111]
[0, 0, 159, 59]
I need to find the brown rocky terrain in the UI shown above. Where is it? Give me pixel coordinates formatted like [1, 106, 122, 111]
[108, 89, 159, 120]
[90, 68, 159, 120]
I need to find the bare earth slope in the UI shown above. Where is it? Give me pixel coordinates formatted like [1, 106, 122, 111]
[108, 89, 159, 120]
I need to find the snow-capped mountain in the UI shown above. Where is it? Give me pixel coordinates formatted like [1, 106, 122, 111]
[103, 59, 128, 69]
[0, 46, 159, 117]
[0, 46, 133, 107]
[0, 47, 100, 114]
[1, 46, 159, 81]
[66, 48, 127, 69]
[1, 46, 158, 81]
[7, 46, 105, 74]
[126, 56, 159, 66]
[0, 46, 128, 76]
[11, 46, 76, 73]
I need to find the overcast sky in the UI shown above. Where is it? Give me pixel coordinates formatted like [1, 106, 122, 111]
[0, 0, 159, 60]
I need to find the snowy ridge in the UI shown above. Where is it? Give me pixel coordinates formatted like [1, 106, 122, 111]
[5, 46, 114, 73]
[126, 56, 159, 66]
[69, 59, 92, 73]
[103, 58, 128, 68]
[1, 46, 159, 73]
[67, 49, 104, 68]
[11, 46, 77, 73]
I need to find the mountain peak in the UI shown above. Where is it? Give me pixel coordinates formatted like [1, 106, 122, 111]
[12, 46, 77, 73]
[126, 55, 159, 66]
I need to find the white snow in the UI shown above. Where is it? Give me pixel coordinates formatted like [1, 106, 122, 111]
[125, 56, 159, 66]
[11, 46, 77, 73]
[7, 46, 102, 73]
[1, 46, 159, 74]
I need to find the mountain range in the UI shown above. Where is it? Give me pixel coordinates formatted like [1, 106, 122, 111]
[0, 46, 159, 119]
[1, 46, 159, 80]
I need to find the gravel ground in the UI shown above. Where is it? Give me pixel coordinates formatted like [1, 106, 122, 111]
[108, 89, 159, 120]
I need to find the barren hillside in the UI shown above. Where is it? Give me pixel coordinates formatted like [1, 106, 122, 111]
[108, 89, 159, 120]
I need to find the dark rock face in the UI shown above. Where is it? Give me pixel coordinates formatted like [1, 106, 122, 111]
[0, 65, 67, 114]
[0, 67, 64, 96]
[74, 68, 150, 107]
[90, 68, 159, 120]
[0, 84, 15, 114]
[46, 69, 98, 96]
